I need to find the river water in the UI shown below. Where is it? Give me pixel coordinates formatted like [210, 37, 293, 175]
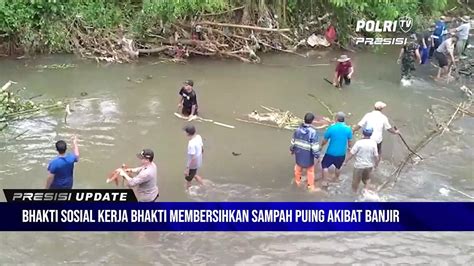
[0, 51, 473, 264]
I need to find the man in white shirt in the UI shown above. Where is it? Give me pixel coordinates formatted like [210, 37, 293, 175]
[352, 101, 400, 163]
[433, 35, 458, 80]
[345, 127, 379, 192]
[454, 16, 471, 56]
[183, 124, 205, 189]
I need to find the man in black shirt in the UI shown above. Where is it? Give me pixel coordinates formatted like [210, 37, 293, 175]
[178, 80, 198, 118]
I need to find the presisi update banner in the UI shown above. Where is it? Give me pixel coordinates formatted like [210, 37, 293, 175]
[1, 201, 474, 231]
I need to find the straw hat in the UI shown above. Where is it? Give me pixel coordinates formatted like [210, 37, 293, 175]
[337, 55, 351, 62]
[460, 16, 470, 22]
[374, 101, 387, 110]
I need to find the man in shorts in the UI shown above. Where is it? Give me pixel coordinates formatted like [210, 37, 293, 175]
[320, 112, 353, 184]
[184, 124, 204, 189]
[344, 127, 379, 193]
[433, 35, 458, 80]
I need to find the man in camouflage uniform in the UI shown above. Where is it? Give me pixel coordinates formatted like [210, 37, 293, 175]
[397, 35, 421, 80]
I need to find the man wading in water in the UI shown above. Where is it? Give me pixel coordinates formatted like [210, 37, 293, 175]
[290, 113, 321, 192]
[433, 34, 458, 81]
[344, 127, 379, 193]
[332, 55, 354, 88]
[184, 124, 205, 189]
[178, 80, 198, 121]
[46, 136, 80, 189]
[353, 102, 400, 164]
[397, 34, 421, 83]
[320, 112, 353, 186]
[117, 149, 159, 202]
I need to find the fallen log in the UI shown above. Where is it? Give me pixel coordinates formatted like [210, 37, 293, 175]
[138, 46, 173, 54]
[199, 21, 291, 32]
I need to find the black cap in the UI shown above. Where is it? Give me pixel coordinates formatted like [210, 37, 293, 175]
[183, 124, 196, 135]
[137, 149, 154, 161]
[184, 80, 194, 86]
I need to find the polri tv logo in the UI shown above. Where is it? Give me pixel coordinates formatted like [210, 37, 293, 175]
[355, 16, 413, 45]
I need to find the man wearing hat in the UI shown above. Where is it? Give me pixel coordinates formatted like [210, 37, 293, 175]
[117, 148, 159, 202]
[352, 102, 400, 162]
[178, 80, 198, 120]
[453, 16, 471, 56]
[397, 34, 421, 81]
[320, 111, 353, 184]
[430, 15, 447, 58]
[344, 127, 379, 193]
[332, 55, 354, 88]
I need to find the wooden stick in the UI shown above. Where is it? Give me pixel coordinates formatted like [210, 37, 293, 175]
[236, 118, 291, 130]
[10, 129, 29, 141]
[442, 184, 474, 200]
[307, 93, 335, 116]
[213, 121, 235, 129]
[429, 96, 474, 116]
[441, 103, 462, 135]
[1, 81, 17, 93]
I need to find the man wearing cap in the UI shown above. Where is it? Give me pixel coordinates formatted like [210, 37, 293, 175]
[453, 16, 471, 57]
[320, 112, 353, 184]
[332, 55, 354, 88]
[117, 149, 159, 202]
[352, 102, 400, 162]
[434, 34, 458, 80]
[184, 124, 205, 189]
[397, 34, 421, 81]
[430, 16, 447, 58]
[290, 113, 321, 192]
[344, 127, 379, 193]
[178, 80, 198, 120]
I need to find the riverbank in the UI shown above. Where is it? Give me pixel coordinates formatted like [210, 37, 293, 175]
[0, 0, 463, 63]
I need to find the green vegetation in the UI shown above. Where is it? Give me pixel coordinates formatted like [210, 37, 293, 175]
[0, 0, 456, 55]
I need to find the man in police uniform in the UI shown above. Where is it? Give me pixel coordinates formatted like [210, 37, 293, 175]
[397, 34, 421, 82]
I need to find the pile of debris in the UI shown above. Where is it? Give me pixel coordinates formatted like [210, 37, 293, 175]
[68, 6, 339, 63]
[237, 105, 330, 130]
[0, 81, 64, 131]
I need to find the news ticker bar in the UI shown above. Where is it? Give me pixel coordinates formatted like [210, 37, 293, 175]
[0, 201, 473, 231]
[3, 189, 138, 202]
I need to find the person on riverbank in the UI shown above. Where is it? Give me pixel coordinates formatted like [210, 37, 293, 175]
[352, 102, 400, 163]
[430, 16, 447, 58]
[320, 112, 352, 185]
[434, 35, 458, 80]
[178, 80, 198, 120]
[46, 136, 80, 189]
[397, 35, 421, 81]
[417, 30, 432, 64]
[453, 16, 471, 57]
[184, 124, 205, 189]
[344, 127, 379, 193]
[290, 113, 321, 192]
[332, 55, 354, 88]
[117, 149, 159, 202]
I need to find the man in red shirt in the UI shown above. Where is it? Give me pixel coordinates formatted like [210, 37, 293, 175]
[333, 55, 354, 88]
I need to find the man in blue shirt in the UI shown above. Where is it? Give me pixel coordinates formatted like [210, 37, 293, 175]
[430, 16, 447, 58]
[320, 112, 353, 184]
[46, 136, 80, 189]
[290, 113, 321, 192]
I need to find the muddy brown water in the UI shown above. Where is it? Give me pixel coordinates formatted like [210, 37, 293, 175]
[0, 50, 473, 264]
